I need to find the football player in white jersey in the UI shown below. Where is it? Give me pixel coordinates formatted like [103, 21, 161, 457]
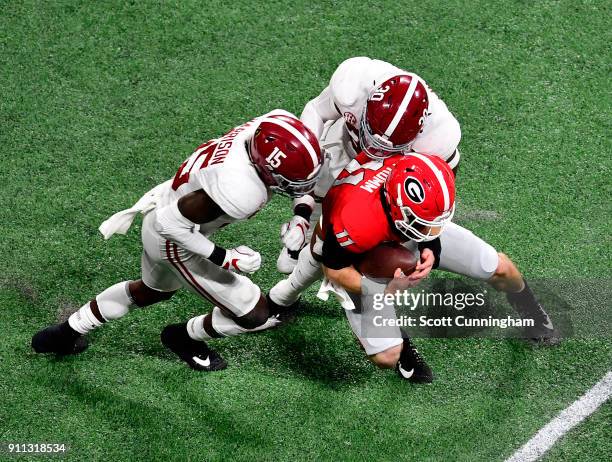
[32, 110, 323, 371]
[271, 57, 559, 346]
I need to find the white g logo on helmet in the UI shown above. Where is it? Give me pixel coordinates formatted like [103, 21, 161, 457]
[404, 177, 425, 203]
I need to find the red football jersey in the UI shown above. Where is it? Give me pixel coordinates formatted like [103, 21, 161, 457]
[322, 152, 403, 256]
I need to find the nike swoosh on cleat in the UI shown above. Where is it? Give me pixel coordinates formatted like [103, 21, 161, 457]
[192, 356, 211, 367]
[398, 364, 414, 379]
[542, 312, 554, 330]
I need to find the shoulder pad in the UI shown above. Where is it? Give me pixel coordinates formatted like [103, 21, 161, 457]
[197, 167, 268, 220]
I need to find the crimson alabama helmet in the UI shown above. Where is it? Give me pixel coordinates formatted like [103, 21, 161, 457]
[360, 73, 429, 160]
[249, 113, 323, 197]
[384, 153, 455, 241]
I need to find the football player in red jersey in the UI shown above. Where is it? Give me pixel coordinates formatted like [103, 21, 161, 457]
[269, 149, 558, 382]
[274, 57, 559, 345]
[32, 111, 323, 371]
[270, 152, 456, 382]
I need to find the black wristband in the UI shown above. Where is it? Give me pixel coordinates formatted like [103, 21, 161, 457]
[294, 203, 313, 221]
[208, 245, 227, 266]
[418, 238, 441, 269]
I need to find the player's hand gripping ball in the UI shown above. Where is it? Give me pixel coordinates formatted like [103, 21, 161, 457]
[356, 242, 417, 280]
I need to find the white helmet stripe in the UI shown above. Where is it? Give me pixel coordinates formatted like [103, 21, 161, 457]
[260, 117, 319, 169]
[409, 153, 450, 210]
[384, 74, 419, 139]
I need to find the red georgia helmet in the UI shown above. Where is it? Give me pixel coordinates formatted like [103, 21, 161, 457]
[360, 73, 429, 160]
[384, 153, 455, 242]
[249, 113, 323, 197]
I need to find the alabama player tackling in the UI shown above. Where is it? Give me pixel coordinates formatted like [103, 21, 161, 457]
[276, 56, 460, 273]
[32, 110, 323, 371]
[274, 57, 559, 345]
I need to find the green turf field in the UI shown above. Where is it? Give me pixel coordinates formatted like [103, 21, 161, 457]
[1, 0, 610, 460]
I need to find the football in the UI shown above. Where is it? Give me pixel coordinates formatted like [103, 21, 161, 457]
[356, 242, 418, 280]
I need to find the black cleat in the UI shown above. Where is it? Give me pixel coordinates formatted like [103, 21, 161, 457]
[396, 333, 433, 384]
[506, 282, 562, 347]
[524, 320, 562, 347]
[160, 323, 227, 371]
[507, 295, 562, 346]
[31, 321, 89, 355]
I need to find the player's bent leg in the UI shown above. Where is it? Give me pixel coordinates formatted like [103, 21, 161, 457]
[185, 298, 280, 340]
[32, 280, 175, 355]
[160, 254, 283, 370]
[162, 296, 280, 371]
[345, 296, 433, 383]
[438, 223, 559, 345]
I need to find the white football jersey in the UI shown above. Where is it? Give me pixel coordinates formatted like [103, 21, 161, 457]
[301, 57, 461, 167]
[157, 111, 294, 235]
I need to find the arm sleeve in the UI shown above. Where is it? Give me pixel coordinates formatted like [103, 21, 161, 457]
[321, 229, 363, 270]
[154, 201, 217, 258]
[300, 85, 340, 139]
[415, 93, 462, 162]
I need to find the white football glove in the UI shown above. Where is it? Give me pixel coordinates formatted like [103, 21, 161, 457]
[280, 215, 310, 251]
[222, 245, 261, 273]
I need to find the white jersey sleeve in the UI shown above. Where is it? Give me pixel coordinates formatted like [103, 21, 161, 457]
[300, 58, 401, 140]
[300, 86, 338, 139]
[328, 57, 401, 113]
[195, 166, 268, 220]
[412, 90, 461, 167]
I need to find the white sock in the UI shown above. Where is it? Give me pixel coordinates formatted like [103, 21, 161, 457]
[68, 281, 134, 334]
[187, 314, 208, 340]
[68, 301, 104, 335]
[269, 245, 322, 306]
[187, 308, 279, 340]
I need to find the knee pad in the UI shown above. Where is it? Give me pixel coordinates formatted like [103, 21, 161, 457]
[96, 281, 134, 321]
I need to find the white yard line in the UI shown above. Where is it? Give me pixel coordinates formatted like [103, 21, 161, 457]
[505, 371, 612, 462]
